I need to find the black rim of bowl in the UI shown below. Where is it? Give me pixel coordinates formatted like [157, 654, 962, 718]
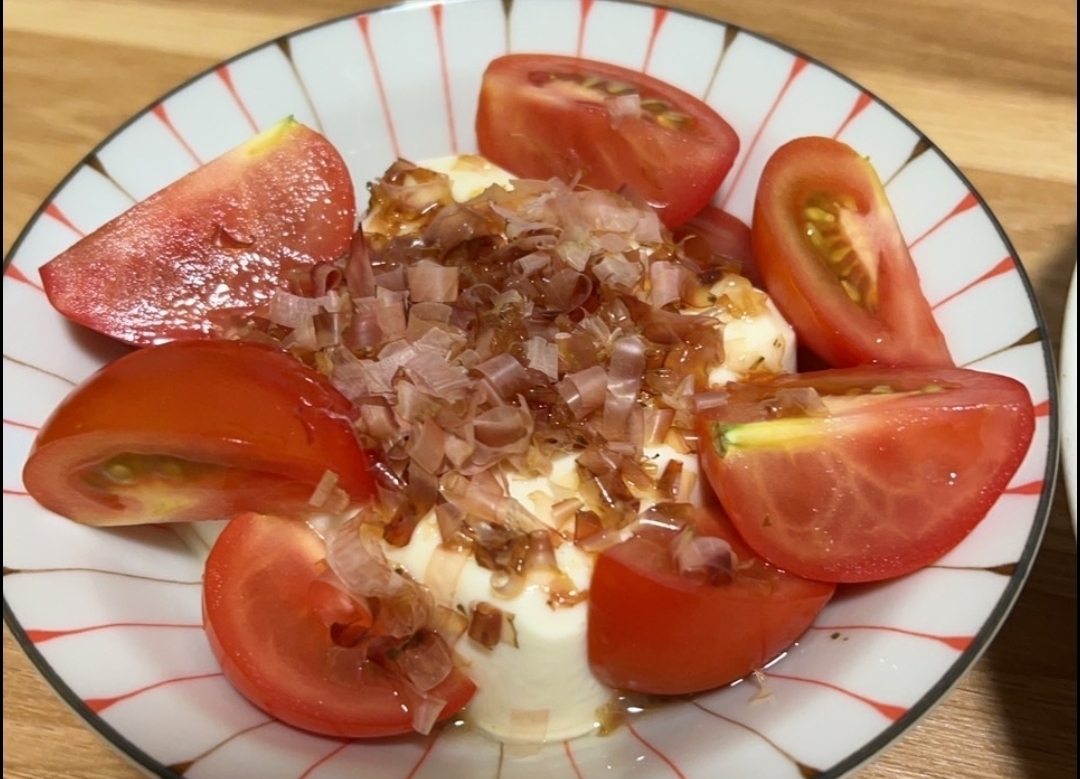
[2, 1, 1060, 777]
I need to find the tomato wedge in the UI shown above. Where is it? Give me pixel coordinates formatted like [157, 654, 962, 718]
[203, 513, 476, 738]
[696, 367, 1034, 583]
[588, 504, 835, 695]
[751, 136, 952, 368]
[40, 118, 355, 346]
[673, 204, 761, 287]
[476, 54, 739, 228]
[22, 340, 375, 526]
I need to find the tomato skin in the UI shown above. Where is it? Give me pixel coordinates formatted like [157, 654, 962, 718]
[40, 118, 355, 346]
[697, 367, 1034, 583]
[476, 54, 739, 228]
[752, 136, 952, 368]
[672, 205, 761, 287]
[203, 513, 476, 738]
[587, 506, 835, 695]
[22, 340, 375, 526]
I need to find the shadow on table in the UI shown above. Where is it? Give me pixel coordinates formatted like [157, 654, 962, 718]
[984, 226, 1077, 779]
[983, 479, 1077, 779]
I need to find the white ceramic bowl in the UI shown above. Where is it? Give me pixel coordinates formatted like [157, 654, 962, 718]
[2, 1, 1059, 777]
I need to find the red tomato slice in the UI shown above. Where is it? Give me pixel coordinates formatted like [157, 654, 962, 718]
[476, 54, 739, 228]
[697, 367, 1034, 583]
[672, 204, 761, 287]
[203, 513, 476, 738]
[751, 136, 952, 368]
[587, 504, 835, 695]
[22, 340, 375, 526]
[40, 118, 355, 346]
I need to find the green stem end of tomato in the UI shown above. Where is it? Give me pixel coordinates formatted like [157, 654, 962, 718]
[710, 417, 829, 456]
[244, 116, 298, 158]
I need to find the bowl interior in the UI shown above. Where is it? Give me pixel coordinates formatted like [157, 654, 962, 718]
[2, 1, 1057, 778]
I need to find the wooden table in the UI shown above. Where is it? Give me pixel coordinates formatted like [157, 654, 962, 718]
[3, 0, 1076, 777]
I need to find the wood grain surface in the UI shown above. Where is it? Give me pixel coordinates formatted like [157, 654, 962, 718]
[3, 1, 1076, 777]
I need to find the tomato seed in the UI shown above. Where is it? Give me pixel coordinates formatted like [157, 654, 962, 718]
[803, 197, 878, 312]
[104, 461, 135, 483]
[805, 223, 830, 250]
[604, 80, 637, 95]
[840, 279, 862, 304]
[804, 206, 835, 223]
[656, 112, 693, 131]
[153, 458, 186, 479]
[547, 72, 694, 131]
[829, 247, 854, 268]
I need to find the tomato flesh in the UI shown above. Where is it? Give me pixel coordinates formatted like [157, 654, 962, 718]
[476, 54, 739, 228]
[40, 118, 356, 346]
[203, 513, 476, 738]
[22, 340, 375, 526]
[697, 367, 1034, 583]
[588, 504, 835, 695]
[751, 136, 952, 368]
